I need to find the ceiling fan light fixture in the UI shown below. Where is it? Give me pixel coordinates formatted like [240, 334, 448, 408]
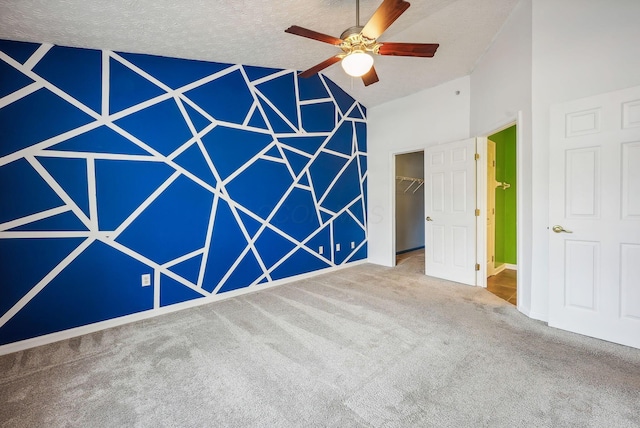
[341, 50, 373, 77]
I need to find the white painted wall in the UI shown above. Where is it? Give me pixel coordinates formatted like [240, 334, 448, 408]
[368, 77, 471, 266]
[470, 0, 532, 135]
[470, 1, 533, 314]
[530, 0, 640, 320]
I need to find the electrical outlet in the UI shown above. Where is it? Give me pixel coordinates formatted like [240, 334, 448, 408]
[141, 274, 151, 287]
[351, 241, 355, 249]
[318, 245, 323, 255]
[336, 243, 341, 251]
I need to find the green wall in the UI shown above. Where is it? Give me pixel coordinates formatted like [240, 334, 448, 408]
[489, 126, 517, 265]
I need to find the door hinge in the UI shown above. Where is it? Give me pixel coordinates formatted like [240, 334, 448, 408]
[474, 153, 480, 160]
[475, 263, 480, 271]
[492, 160, 496, 167]
[475, 209, 480, 216]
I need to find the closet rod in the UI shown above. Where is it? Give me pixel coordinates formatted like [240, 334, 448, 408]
[396, 176, 424, 194]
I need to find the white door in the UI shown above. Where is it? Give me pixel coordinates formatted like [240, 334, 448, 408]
[549, 85, 640, 349]
[424, 138, 477, 285]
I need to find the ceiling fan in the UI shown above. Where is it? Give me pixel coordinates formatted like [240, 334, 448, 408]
[285, 0, 439, 86]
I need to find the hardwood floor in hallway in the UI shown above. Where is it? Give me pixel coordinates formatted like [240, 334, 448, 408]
[487, 269, 517, 305]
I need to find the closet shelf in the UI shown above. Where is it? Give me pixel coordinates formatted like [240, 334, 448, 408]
[396, 176, 424, 194]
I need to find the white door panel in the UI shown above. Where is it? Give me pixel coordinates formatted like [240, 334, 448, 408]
[621, 244, 640, 320]
[425, 138, 477, 286]
[549, 85, 640, 349]
[622, 142, 640, 219]
[564, 240, 599, 310]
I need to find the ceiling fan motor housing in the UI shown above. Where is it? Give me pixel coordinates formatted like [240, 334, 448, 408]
[340, 26, 364, 40]
[340, 26, 380, 55]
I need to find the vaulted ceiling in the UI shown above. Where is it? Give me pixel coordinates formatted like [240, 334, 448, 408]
[0, 0, 518, 107]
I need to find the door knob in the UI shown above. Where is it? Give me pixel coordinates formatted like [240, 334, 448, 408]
[552, 225, 573, 233]
[426, 216, 433, 221]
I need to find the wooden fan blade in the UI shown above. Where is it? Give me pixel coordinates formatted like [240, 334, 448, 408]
[361, 0, 411, 40]
[377, 42, 439, 57]
[285, 25, 343, 46]
[361, 66, 379, 86]
[299, 55, 342, 78]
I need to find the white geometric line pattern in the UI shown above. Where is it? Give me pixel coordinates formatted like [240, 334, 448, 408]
[0, 39, 367, 346]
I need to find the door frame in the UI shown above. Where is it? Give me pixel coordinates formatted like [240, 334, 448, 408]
[476, 113, 525, 312]
[486, 138, 498, 278]
[391, 146, 427, 267]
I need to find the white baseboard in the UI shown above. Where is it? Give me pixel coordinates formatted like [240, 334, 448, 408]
[494, 263, 517, 274]
[518, 304, 548, 323]
[0, 259, 368, 356]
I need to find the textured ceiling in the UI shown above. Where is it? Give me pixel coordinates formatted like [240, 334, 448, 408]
[0, 0, 518, 107]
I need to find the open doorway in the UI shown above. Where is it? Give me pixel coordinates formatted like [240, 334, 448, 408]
[485, 125, 517, 305]
[394, 151, 425, 272]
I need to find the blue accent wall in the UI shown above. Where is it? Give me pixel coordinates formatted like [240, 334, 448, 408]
[0, 40, 368, 347]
